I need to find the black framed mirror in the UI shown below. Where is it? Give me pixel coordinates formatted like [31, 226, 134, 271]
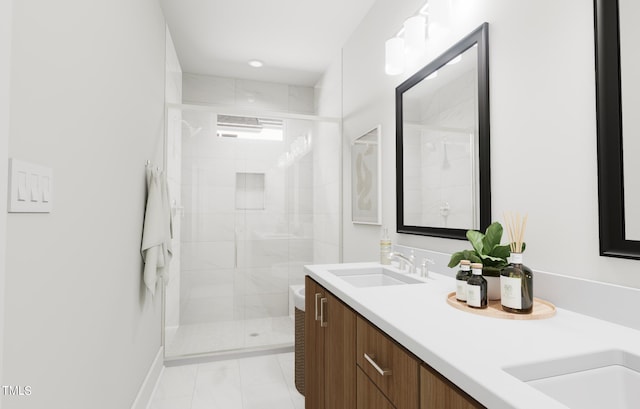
[595, 0, 640, 259]
[396, 23, 490, 240]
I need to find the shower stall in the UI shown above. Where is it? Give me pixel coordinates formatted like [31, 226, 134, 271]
[163, 104, 341, 359]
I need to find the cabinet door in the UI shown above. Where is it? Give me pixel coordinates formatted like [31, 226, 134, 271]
[324, 291, 356, 409]
[305, 277, 325, 409]
[357, 316, 419, 409]
[357, 367, 396, 409]
[420, 365, 485, 409]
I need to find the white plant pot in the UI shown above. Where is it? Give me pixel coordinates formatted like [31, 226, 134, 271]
[484, 275, 501, 300]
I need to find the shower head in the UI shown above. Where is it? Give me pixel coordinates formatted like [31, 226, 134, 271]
[181, 120, 202, 138]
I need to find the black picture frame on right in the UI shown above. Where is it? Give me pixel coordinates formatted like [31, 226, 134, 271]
[594, 0, 640, 259]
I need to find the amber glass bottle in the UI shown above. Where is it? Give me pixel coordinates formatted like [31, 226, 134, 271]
[455, 260, 472, 302]
[466, 263, 487, 309]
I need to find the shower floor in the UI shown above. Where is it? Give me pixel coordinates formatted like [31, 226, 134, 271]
[165, 315, 294, 357]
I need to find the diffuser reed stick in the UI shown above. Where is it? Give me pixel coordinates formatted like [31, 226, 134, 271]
[504, 211, 528, 253]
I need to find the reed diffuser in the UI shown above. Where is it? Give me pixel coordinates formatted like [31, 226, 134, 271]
[500, 212, 533, 314]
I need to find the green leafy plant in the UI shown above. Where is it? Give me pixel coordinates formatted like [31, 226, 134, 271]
[448, 222, 518, 276]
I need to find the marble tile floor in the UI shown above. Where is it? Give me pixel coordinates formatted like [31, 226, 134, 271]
[165, 316, 294, 357]
[149, 352, 304, 409]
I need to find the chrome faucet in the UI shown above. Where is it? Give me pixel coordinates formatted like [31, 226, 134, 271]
[389, 252, 415, 274]
[420, 257, 435, 279]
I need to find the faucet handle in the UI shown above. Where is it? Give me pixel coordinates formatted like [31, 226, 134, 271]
[421, 258, 435, 278]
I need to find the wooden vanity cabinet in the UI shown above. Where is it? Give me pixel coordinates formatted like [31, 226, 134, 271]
[306, 277, 486, 409]
[356, 316, 419, 409]
[356, 367, 396, 409]
[304, 276, 356, 409]
[420, 364, 485, 409]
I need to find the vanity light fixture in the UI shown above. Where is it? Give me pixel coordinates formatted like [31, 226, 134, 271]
[248, 59, 264, 68]
[384, 1, 429, 76]
[385, 37, 405, 75]
[404, 15, 426, 55]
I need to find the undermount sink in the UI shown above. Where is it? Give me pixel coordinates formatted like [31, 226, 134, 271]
[328, 266, 423, 288]
[503, 350, 640, 409]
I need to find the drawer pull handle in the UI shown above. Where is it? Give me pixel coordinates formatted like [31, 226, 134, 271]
[364, 353, 392, 376]
[320, 298, 328, 327]
[314, 293, 322, 321]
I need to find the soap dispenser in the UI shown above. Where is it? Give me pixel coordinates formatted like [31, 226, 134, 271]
[380, 228, 391, 265]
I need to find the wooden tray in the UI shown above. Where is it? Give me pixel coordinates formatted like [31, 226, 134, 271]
[446, 292, 556, 320]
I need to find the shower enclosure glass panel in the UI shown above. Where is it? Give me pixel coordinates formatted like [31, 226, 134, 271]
[164, 106, 335, 358]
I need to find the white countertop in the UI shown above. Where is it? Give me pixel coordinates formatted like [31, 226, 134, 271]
[305, 262, 640, 409]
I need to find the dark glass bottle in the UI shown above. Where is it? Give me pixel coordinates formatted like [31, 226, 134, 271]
[455, 260, 472, 302]
[466, 263, 487, 309]
[500, 253, 533, 314]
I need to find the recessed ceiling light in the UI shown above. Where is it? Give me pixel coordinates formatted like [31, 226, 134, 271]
[248, 60, 264, 68]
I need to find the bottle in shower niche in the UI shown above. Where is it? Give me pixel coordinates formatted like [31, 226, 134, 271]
[455, 260, 472, 302]
[380, 227, 392, 265]
[500, 252, 533, 314]
[466, 263, 487, 309]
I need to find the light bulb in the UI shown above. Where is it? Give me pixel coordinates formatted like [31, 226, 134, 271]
[385, 37, 405, 75]
[404, 15, 426, 55]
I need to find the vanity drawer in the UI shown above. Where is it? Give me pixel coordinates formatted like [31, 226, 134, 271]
[357, 367, 395, 409]
[356, 316, 419, 409]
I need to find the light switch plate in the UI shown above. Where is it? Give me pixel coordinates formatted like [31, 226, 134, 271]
[8, 158, 53, 213]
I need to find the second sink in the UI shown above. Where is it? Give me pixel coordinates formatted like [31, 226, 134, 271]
[503, 349, 640, 409]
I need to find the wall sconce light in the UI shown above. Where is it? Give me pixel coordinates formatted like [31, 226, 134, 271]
[404, 15, 426, 55]
[385, 1, 429, 76]
[385, 37, 405, 76]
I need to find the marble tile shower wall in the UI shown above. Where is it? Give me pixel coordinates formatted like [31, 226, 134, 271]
[179, 112, 314, 325]
[165, 107, 183, 331]
[312, 121, 341, 263]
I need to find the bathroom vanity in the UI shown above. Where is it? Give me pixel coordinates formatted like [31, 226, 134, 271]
[305, 274, 481, 409]
[304, 263, 640, 409]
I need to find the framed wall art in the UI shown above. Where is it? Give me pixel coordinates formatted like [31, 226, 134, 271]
[352, 125, 382, 225]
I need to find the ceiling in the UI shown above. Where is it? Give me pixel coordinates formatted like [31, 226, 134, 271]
[159, 0, 376, 87]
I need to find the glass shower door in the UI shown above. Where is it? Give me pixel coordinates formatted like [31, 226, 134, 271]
[165, 107, 314, 358]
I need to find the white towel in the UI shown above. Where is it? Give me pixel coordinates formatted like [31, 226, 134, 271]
[141, 165, 173, 296]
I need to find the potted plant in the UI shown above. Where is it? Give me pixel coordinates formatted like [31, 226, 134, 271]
[448, 222, 514, 300]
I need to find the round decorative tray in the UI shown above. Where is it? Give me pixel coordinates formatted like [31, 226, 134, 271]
[446, 292, 556, 320]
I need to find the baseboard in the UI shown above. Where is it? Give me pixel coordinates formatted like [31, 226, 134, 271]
[130, 347, 164, 409]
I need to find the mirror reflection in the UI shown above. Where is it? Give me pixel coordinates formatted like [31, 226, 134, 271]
[396, 23, 490, 240]
[402, 45, 479, 230]
[620, 0, 640, 240]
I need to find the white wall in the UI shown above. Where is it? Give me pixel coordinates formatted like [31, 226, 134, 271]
[0, 0, 13, 403]
[3, 0, 166, 408]
[341, 0, 640, 288]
